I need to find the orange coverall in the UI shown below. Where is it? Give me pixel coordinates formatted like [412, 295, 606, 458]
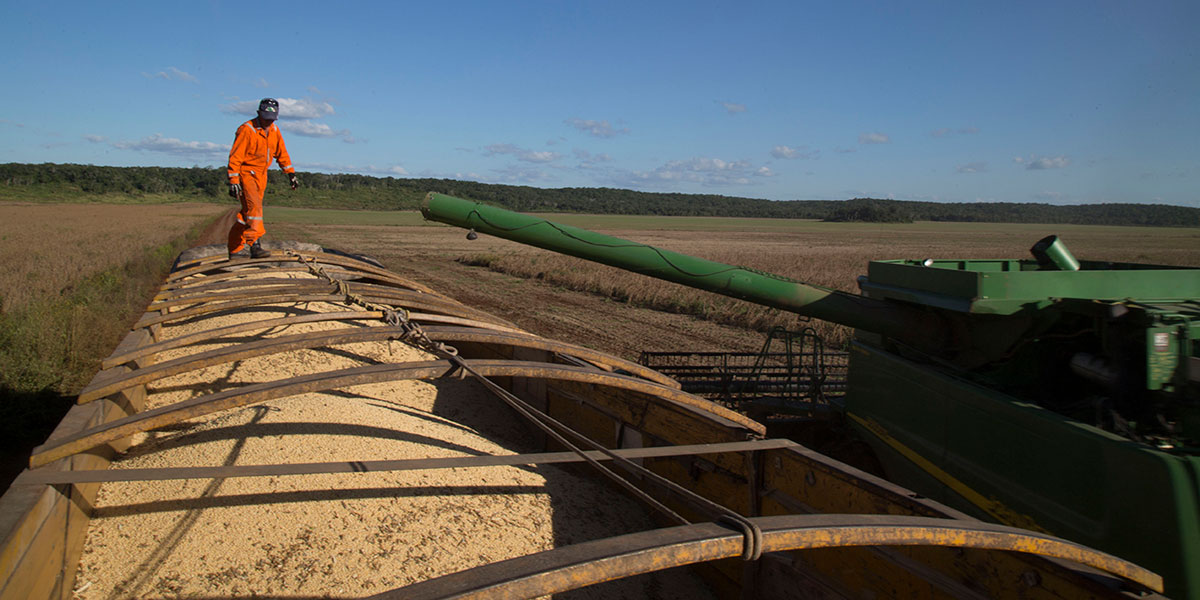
[226, 120, 295, 253]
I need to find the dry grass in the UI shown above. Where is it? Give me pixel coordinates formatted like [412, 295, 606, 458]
[0, 201, 228, 490]
[0, 202, 227, 312]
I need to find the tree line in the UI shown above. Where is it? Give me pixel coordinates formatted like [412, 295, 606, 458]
[2, 162, 1196, 227]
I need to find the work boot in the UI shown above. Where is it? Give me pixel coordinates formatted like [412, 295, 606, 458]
[250, 240, 272, 258]
[228, 246, 251, 260]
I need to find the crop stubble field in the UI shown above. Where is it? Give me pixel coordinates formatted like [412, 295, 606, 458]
[267, 207, 1200, 356]
[0, 202, 229, 312]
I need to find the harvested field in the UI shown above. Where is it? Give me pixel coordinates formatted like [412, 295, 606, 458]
[0, 202, 228, 312]
[268, 210, 1200, 351]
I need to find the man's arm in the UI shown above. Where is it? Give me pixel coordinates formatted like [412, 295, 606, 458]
[275, 132, 298, 190]
[227, 124, 250, 197]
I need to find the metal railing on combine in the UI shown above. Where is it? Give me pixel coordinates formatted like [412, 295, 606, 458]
[639, 327, 848, 416]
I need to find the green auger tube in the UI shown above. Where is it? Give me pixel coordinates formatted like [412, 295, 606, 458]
[421, 192, 947, 349]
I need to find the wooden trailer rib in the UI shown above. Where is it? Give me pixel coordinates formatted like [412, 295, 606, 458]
[0, 242, 1166, 599]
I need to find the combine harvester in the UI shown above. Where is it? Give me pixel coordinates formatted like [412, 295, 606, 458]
[422, 192, 1200, 599]
[0, 227, 1172, 597]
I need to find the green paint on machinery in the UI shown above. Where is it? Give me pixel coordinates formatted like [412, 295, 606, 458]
[422, 192, 1200, 599]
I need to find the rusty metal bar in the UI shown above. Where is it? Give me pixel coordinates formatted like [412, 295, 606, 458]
[373, 514, 1163, 599]
[34, 359, 764, 468]
[166, 251, 413, 289]
[159, 276, 441, 303]
[102, 310, 383, 368]
[24, 439, 796, 485]
[158, 264, 426, 295]
[158, 271, 449, 301]
[100, 311, 528, 370]
[79, 325, 678, 404]
[131, 291, 513, 330]
[149, 280, 464, 312]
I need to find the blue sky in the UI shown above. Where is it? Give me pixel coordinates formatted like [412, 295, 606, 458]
[1, 1, 1196, 206]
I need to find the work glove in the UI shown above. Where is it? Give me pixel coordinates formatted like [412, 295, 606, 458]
[228, 182, 243, 199]
[288, 173, 299, 190]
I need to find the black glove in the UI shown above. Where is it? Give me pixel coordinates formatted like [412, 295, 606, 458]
[287, 173, 299, 190]
[228, 182, 243, 199]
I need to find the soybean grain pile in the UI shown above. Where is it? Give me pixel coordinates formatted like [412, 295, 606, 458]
[74, 268, 715, 599]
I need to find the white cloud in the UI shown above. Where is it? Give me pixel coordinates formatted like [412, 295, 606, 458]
[223, 97, 335, 119]
[489, 165, 554, 184]
[565, 118, 629, 138]
[718, 101, 746, 114]
[83, 134, 106, 143]
[276, 119, 356, 142]
[573, 148, 612, 166]
[771, 145, 819, 160]
[252, 78, 270, 88]
[1014, 155, 1070, 170]
[415, 169, 485, 180]
[484, 143, 561, 163]
[931, 126, 979, 137]
[1033, 191, 1068, 202]
[143, 66, 197, 82]
[622, 157, 773, 187]
[300, 162, 408, 176]
[112, 133, 226, 161]
[859, 132, 890, 144]
[955, 161, 987, 174]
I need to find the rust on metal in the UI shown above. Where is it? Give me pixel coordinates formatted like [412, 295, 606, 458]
[100, 311, 532, 370]
[148, 280, 464, 312]
[131, 291, 513, 330]
[35, 359, 763, 468]
[375, 514, 1162, 600]
[24, 439, 797, 485]
[155, 272, 449, 302]
[79, 325, 675, 404]
[157, 264, 433, 296]
[166, 250, 417, 289]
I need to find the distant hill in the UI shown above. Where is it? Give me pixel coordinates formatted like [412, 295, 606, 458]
[2, 162, 1197, 227]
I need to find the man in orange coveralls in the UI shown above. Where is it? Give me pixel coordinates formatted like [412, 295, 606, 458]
[226, 98, 299, 259]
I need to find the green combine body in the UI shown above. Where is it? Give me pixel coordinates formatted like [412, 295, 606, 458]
[421, 192, 1200, 598]
[850, 258, 1200, 598]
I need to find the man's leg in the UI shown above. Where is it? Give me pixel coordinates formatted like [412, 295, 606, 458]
[227, 207, 249, 255]
[238, 177, 266, 250]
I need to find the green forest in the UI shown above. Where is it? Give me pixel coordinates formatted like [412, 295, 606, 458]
[2, 162, 1197, 227]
